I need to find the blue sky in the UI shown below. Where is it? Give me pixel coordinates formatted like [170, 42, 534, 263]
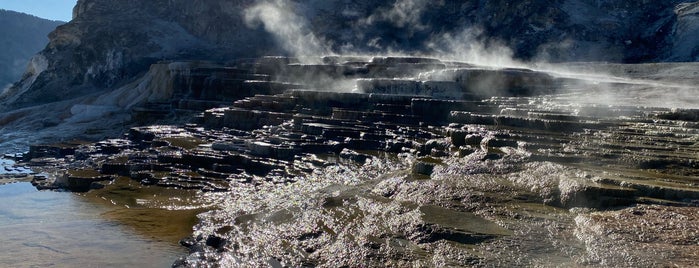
[0, 0, 77, 21]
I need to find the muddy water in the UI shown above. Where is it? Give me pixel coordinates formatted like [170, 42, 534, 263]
[0, 177, 208, 267]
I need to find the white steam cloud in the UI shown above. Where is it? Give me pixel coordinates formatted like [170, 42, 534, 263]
[426, 28, 526, 69]
[244, 0, 332, 62]
[244, 0, 526, 69]
[239, 0, 698, 112]
[361, 0, 431, 30]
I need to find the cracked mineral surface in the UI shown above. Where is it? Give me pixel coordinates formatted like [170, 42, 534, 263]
[13, 57, 699, 267]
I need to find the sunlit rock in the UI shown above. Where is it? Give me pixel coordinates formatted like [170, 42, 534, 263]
[12, 55, 699, 267]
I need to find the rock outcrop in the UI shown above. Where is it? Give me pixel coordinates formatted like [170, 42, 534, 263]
[669, 2, 699, 60]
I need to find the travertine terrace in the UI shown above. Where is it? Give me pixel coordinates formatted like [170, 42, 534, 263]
[19, 56, 699, 267]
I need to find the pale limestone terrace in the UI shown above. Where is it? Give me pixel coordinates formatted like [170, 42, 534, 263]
[13, 56, 699, 267]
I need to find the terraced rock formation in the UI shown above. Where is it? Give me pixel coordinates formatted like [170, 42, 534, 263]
[4, 0, 699, 113]
[19, 57, 699, 267]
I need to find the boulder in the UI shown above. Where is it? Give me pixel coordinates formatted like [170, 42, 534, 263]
[339, 148, 372, 164]
[56, 169, 113, 192]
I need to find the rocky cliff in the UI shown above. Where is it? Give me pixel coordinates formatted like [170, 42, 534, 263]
[0, 10, 64, 91]
[0, 0, 698, 144]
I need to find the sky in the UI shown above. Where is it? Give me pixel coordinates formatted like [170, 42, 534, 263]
[0, 0, 77, 21]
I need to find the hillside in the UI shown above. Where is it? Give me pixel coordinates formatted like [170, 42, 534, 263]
[0, 10, 65, 90]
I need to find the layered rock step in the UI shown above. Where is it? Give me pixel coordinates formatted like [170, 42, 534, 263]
[447, 94, 699, 205]
[22, 57, 699, 208]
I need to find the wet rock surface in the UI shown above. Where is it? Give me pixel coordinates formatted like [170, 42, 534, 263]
[16, 57, 699, 267]
[0, 156, 35, 184]
[575, 205, 699, 267]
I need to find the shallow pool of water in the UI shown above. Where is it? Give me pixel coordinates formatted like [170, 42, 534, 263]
[0, 182, 189, 267]
[0, 158, 31, 176]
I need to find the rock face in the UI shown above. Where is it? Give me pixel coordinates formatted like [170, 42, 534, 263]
[2, 0, 699, 113]
[0, 0, 274, 110]
[0, 10, 64, 90]
[670, 2, 699, 60]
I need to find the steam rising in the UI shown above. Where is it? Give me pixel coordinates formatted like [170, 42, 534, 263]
[244, 0, 332, 61]
[244, 0, 524, 69]
[361, 0, 430, 30]
[426, 28, 526, 69]
[241, 0, 699, 110]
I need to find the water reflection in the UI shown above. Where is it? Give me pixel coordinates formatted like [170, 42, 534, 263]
[0, 158, 32, 176]
[79, 177, 210, 244]
[0, 182, 190, 267]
